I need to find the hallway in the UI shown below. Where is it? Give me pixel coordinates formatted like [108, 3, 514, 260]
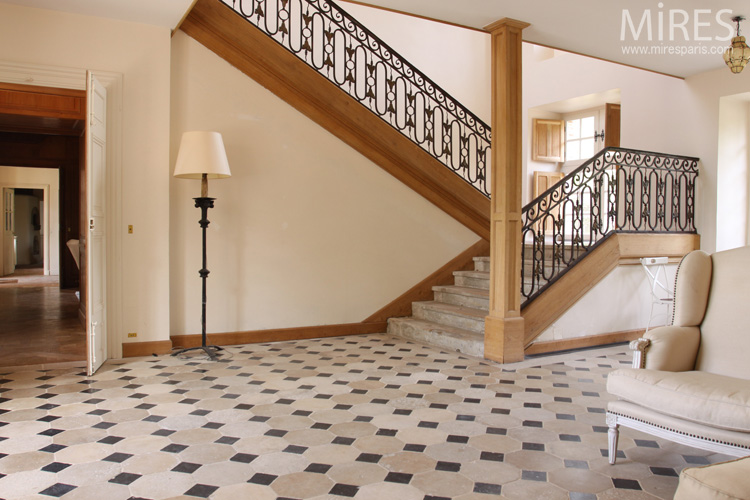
[0, 269, 85, 368]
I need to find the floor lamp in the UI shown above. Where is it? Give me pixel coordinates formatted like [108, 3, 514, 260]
[173, 131, 231, 361]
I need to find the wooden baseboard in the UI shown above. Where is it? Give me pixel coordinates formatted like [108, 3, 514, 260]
[364, 239, 490, 323]
[122, 340, 174, 358]
[524, 329, 644, 356]
[170, 321, 387, 350]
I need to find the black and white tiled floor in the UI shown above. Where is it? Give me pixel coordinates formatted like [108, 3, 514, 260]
[0, 334, 730, 499]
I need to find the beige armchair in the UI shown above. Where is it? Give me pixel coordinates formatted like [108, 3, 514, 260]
[606, 246, 750, 465]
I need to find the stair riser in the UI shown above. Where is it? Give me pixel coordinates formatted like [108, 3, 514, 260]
[473, 258, 490, 272]
[412, 304, 485, 334]
[434, 291, 489, 310]
[454, 275, 489, 290]
[388, 319, 484, 358]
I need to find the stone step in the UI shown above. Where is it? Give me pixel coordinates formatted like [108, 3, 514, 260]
[453, 270, 489, 290]
[387, 317, 484, 358]
[412, 301, 486, 334]
[473, 256, 490, 272]
[432, 285, 489, 310]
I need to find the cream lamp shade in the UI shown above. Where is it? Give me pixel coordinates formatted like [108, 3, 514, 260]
[174, 131, 231, 197]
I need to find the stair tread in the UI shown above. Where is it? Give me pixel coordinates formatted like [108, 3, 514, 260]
[413, 301, 488, 319]
[432, 285, 489, 298]
[389, 317, 484, 341]
[453, 270, 489, 278]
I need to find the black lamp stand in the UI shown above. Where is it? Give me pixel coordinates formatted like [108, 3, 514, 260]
[173, 196, 223, 361]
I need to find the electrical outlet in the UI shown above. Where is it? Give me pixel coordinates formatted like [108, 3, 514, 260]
[127, 332, 137, 338]
[128, 225, 133, 234]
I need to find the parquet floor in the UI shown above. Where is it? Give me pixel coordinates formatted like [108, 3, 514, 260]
[0, 270, 85, 369]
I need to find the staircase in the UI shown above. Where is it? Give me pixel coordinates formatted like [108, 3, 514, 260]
[182, 0, 703, 358]
[388, 256, 489, 357]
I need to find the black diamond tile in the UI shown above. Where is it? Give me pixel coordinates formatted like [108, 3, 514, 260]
[40, 444, 66, 453]
[292, 410, 312, 416]
[41, 462, 71, 473]
[356, 453, 382, 463]
[39, 483, 76, 497]
[480, 451, 504, 462]
[306, 463, 333, 474]
[684, 455, 710, 465]
[184, 484, 219, 498]
[376, 429, 397, 437]
[190, 409, 210, 416]
[650, 466, 679, 477]
[474, 482, 502, 495]
[522, 442, 545, 452]
[612, 478, 642, 490]
[522, 470, 547, 482]
[234, 404, 253, 411]
[152, 429, 175, 437]
[172, 461, 203, 473]
[230, 453, 258, 464]
[283, 445, 307, 454]
[556, 413, 576, 421]
[384, 472, 412, 484]
[215, 436, 240, 445]
[332, 436, 355, 446]
[38, 428, 64, 437]
[102, 452, 132, 463]
[634, 439, 659, 448]
[109, 472, 141, 485]
[523, 420, 543, 428]
[312, 422, 332, 430]
[265, 429, 288, 437]
[487, 427, 507, 435]
[248, 473, 277, 485]
[565, 459, 589, 469]
[435, 461, 461, 472]
[329, 483, 359, 497]
[569, 493, 597, 500]
[161, 444, 188, 453]
[560, 434, 581, 442]
[98, 436, 124, 445]
[404, 443, 426, 452]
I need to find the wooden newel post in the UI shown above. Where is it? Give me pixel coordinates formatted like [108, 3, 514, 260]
[484, 18, 529, 363]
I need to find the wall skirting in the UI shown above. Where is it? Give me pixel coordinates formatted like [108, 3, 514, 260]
[122, 340, 174, 358]
[524, 329, 644, 356]
[166, 321, 387, 353]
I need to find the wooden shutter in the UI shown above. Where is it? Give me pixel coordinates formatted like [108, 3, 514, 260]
[604, 103, 621, 148]
[532, 118, 565, 162]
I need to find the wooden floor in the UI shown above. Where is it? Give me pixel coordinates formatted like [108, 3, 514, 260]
[0, 269, 86, 369]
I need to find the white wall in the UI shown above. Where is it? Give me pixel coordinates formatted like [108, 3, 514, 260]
[535, 263, 677, 342]
[714, 93, 750, 252]
[0, 166, 59, 276]
[341, 3, 491, 124]
[0, 3, 172, 350]
[169, 32, 479, 336]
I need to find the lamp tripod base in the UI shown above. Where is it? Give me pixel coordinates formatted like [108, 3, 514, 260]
[172, 344, 224, 362]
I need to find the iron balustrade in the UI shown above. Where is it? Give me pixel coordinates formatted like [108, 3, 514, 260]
[220, 0, 491, 197]
[521, 147, 699, 305]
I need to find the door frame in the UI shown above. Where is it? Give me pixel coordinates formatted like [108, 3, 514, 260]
[0, 61, 124, 360]
[0, 178, 55, 275]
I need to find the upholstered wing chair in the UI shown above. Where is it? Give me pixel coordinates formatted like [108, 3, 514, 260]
[606, 246, 750, 464]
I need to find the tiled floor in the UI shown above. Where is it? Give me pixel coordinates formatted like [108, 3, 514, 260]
[0, 334, 729, 499]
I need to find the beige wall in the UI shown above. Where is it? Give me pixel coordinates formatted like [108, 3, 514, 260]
[0, 3, 172, 351]
[169, 32, 479, 336]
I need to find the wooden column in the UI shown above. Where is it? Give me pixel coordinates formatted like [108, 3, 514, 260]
[484, 18, 529, 363]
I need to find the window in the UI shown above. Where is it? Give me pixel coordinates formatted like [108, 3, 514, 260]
[563, 108, 606, 168]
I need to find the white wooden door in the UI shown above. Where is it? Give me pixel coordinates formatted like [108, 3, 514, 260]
[2, 188, 15, 276]
[86, 72, 107, 375]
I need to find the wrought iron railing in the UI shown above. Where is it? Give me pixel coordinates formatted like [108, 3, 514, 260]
[220, 0, 491, 197]
[521, 147, 699, 304]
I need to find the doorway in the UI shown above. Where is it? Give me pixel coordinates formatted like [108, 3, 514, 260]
[0, 83, 86, 368]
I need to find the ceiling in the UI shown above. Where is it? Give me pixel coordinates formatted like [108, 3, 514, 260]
[2, 0, 748, 78]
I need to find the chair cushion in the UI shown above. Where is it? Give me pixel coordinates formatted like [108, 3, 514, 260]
[674, 457, 750, 500]
[607, 368, 750, 432]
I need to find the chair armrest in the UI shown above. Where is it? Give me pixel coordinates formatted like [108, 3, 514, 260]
[629, 338, 651, 369]
[635, 325, 701, 371]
